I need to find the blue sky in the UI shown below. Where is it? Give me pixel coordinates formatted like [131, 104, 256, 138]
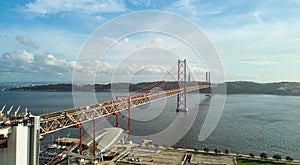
[0, 0, 300, 83]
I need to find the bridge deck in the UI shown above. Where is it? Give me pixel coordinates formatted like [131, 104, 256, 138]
[39, 84, 210, 135]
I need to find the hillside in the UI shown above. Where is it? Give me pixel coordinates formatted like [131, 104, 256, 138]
[6, 81, 300, 96]
[7, 81, 182, 92]
[223, 81, 300, 95]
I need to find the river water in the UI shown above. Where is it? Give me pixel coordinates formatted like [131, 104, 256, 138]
[0, 91, 299, 158]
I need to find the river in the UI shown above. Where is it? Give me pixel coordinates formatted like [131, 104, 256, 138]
[0, 91, 299, 159]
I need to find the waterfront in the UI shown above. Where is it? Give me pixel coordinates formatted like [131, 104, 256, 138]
[0, 91, 299, 159]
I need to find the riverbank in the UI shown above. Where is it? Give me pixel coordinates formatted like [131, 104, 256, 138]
[237, 157, 300, 165]
[67, 140, 300, 165]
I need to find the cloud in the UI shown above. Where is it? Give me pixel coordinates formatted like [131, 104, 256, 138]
[0, 50, 71, 75]
[189, 66, 206, 74]
[114, 64, 165, 76]
[15, 35, 39, 49]
[0, 47, 211, 83]
[3, 49, 35, 64]
[24, 0, 126, 16]
[72, 60, 113, 74]
[129, 0, 152, 7]
[143, 65, 166, 74]
[237, 60, 279, 65]
[0, 49, 114, 80]
[127, 65, 167, 75]
[44, 54, 59, 66]
[0, 50, 35, 74]
[103, 36, 117, 42]
[42, 53, 69, 67]
[150, 38, 163, 44]
[168, 0, 224, 19]
[123, 38, 129, 42]
[109, 63, 175, 83]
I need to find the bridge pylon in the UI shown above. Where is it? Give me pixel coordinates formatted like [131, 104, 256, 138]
[176, 59, 188, 112]
[205, 71, 212, 97]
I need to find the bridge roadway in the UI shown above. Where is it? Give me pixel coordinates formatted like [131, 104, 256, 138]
[39, 84, 210, 135]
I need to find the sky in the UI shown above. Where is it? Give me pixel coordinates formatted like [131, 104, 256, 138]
[0, 0, 300, 83]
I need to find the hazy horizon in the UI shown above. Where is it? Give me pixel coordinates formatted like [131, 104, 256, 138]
[1, 80, 300, 86]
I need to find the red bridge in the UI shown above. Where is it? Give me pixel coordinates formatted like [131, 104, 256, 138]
[39, 59, 212, 136]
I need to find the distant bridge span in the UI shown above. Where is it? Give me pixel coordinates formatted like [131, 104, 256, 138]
[39, 84, 210, 135]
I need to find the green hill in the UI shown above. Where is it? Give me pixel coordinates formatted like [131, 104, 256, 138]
[7, 81, 300, 96]
[223, 81, 300, 95]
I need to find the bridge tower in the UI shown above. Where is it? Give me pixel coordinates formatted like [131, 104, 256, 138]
[205, 71, 212, 96]
[176, 59, 188, 112]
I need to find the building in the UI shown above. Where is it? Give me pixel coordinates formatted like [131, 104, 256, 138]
[0, 116, 40, 165]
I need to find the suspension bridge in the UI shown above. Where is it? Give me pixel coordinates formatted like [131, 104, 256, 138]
[0, 59, 212, 165]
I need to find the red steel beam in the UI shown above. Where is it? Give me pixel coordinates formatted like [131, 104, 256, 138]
[39, 84, 210, 135]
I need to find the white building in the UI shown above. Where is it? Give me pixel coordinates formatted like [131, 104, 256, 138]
[0, 116, 40, 165]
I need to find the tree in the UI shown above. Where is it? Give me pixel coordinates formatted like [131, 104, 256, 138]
[204, 147, 209, 153]
[224, 149, 229, 155]
[214, 148, 221, 154]
[285, 156, 293, 161]
[272, 154, 282, 161]
[260, 152, 268, 159]
[249, 153, 255, 158]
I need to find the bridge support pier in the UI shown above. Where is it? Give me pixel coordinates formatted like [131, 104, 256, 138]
[93, 119, 96, 160]
[114, 112, 119, 128]
[114, 97, 131, 142]
[79, 124, 83, 155]
[128, 97, 131, 142]
[176, 59, 188, 112]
